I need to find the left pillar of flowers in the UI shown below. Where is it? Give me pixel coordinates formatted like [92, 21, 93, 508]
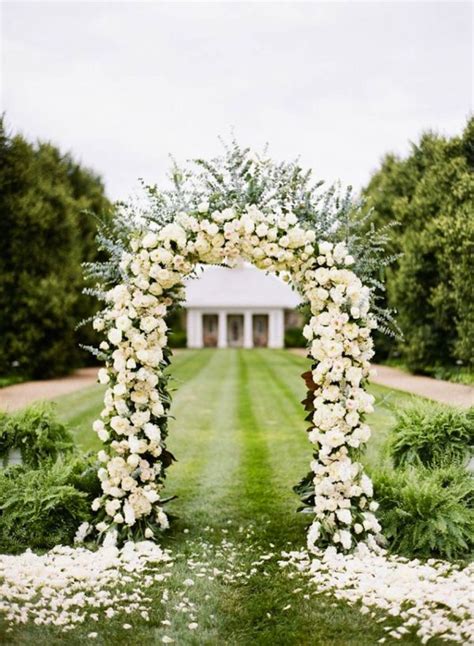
[90, 230, 188, 542]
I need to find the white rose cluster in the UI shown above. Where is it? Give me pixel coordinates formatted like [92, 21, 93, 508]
[298, 242, 381, 553]
[92, 206, 378, 551]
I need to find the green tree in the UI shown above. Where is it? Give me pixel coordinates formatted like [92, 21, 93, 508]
[0, 118, 110, 378]
[363, 118, 474, 373]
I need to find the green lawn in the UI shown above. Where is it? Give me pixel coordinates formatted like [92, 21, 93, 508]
[4, 350, 429, 646]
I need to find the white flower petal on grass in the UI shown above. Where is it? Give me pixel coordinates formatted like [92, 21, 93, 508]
[0, 542, 172, 631]
[280, 547, 474, 644]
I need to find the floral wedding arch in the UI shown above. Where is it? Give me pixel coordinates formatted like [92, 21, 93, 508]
[87, 143, 394, 553]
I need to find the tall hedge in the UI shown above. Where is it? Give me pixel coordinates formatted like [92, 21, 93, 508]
[0, 118, 110, 379]
[363, 118, 474, 374]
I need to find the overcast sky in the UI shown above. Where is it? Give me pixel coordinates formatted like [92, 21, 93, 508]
[1, 1, 472, 201]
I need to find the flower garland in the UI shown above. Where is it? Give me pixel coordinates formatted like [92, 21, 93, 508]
[91, 203, 380, 551]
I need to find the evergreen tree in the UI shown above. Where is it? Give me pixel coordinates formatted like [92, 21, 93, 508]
[0, 118, 110, 378]
[363, 118, 474, 373]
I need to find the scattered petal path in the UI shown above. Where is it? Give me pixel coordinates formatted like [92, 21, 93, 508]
[280, 546, 474, 644]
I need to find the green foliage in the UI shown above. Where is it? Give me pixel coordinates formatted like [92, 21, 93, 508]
[284, 327, 306, 348]
[169, 330, 187, 348]
[0, 453, 99, 553]
[389, 403, 473, 469]
[363, 117, 474, 372]
[0, 402, 74, 468]
[0, 116, 111, 379]
[372, 465, 474, 560]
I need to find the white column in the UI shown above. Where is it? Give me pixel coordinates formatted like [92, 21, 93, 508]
[269, 309, 284, 348]
[218, 310, 227, 348]
[187, 310, 203, 348]
[244, 310, 253, 348]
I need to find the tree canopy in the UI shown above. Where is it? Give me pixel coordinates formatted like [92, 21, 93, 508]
[0, 118, 111, 378]
[363, 118, 474, 374]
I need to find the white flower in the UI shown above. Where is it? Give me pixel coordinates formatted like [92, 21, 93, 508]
[107, 328, 122, 345]
[144, 423, 161, 442]
[142, 232, 158, 248]
[336, 508, 352, 524]
[74, 522, 92, 544]
[158, 222, 187, 248]
[116, 315, 132, 331]
[123, 502, 136, 526]
[319, 241, 333, 254]
[339, 530, 352, 550]
[97, 368, 110, 384]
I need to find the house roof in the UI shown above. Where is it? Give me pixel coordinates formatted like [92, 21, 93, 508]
[184, 264, 301, 309]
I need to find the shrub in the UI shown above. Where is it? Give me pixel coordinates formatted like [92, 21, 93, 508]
[169, 329, 187, 348]
[0, 402, 74, 468]
[389, 403, 473, 469]
[372, 466, 474, 560]
[284, 327, 306, 348]
[0, 453, 99, 553]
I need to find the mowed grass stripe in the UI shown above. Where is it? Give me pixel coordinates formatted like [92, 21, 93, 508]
[166, 349, 241, 531]
[240, 349, 311, 525]
[215, 350, 413, 646]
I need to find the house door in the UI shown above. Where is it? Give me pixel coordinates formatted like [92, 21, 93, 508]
[252, 314, 269, 347]
[202, 314, 218, 347]
[227, 315, 244, 347]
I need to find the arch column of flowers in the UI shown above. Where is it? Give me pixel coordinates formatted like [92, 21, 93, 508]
[90, 203, 381, 551]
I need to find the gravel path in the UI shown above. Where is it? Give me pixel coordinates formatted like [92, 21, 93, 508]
[0, 367, 98, 413]
[370, 364, 474, 409]
[290, 350, 474, 409]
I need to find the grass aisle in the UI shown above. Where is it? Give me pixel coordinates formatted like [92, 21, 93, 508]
[3, 350, 426, 645]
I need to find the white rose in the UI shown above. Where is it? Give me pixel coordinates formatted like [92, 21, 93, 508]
[142, 232, 158, 248]
[144, 423, 161, 442]
[93, 317, 105, 331]
[107, 328, 122, 345]
[105, 499, 121, 516]
[339, 529, 352, 550]
[98, 368, 110, 385]
[336, 508, 352, 524]
[158, 222, 187, 248]
[127, 454, 140, 468]
[98, 429, 110, 442]
[115, 315, 132, 331]
[152, 401, 164, 416]
[93, 419, 105, 433]
[319, 241, 333, 254]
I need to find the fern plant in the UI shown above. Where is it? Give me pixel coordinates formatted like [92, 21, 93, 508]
[371, 465, 474, 560]
[0, 402, 74, 468]
[389, 403, 474, 469]
[0, 454, 99, 553]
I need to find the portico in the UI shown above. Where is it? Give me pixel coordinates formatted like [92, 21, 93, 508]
[184, 264, 300, 349]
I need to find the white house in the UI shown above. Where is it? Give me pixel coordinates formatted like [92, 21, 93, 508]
[184, 264, 301, 349]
